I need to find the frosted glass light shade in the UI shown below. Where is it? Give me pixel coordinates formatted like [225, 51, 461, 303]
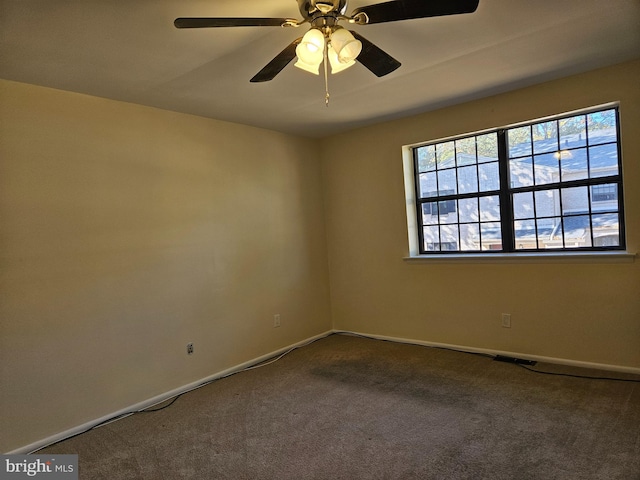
[294, 56, 321, 74]
[328, 45, 356, 74]
[296, 28, 325, 65]
[330, 28, 362, 63]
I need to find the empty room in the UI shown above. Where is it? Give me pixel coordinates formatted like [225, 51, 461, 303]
[1, 1, 639, 478]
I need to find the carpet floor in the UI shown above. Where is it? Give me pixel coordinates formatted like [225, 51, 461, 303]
[40, 334, 640, 479]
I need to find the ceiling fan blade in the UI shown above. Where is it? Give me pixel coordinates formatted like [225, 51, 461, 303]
[250, 38, 302, 83]
[350, 31, 401, 77]
[174, 17, 291, 28]
[351, 0, 479, 25]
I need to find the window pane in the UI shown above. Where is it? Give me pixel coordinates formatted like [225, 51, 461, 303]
[514, 219, 537, 249]
[477, 133, 498, 163]
[560, 115, 587, 149]
[422, 202, 439, 225]
[593, 213, 620, 247]
[560, 147, 588, 182]
[460, 224, 480, 251]
[423, 226, 440, 251]
[478, 162, 499, 191]
[439, 200, 458, 224]
[589, 144, 618, 178]
[513, 191, 534, 220]
[538, 217, 560, 248]
[562, 214, 592, 247]
[456, 137, 476, 166]
[458, 165, 478, 194]
[458, 198, 479, 223]
[510, 157, 534, 188]
[418, 172, 438, 198]
[587, 109, 617, 145]
[508, 126, 531, 158]
[437, 141, 455, 169]
[534, 189, 558, 218]
[437, 169, 457, 195]
[480, 195, 500, 222]
[533, 153, 559, 185]
[561, 186, 589, 215]
[480, 222, 502, 250]
[417, 145, 436, 172]
[441, 225, 459, 250]
[533, 120, 558, 154]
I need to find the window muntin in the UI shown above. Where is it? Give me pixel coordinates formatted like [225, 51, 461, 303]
[412, 107, 624, 254]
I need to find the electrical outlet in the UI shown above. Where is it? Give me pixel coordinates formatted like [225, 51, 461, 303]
[273, 314, 281, 328]
[187, 343, 194, 355]
[501, 313, 511, 328]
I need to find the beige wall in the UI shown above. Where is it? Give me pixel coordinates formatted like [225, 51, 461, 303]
[321, 60, 640, 369]
[0, 80, 331, 452]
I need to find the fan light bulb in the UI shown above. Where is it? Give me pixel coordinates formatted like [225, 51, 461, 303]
[329, 28, 362, 63]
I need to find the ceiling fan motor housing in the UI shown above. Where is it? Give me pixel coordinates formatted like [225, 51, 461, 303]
[298, 0, 348, 20]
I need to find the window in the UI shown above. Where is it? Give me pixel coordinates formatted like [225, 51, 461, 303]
[412, 106, 625, 254]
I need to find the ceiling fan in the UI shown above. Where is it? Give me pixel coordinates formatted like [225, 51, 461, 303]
[175, 0, 479, 103]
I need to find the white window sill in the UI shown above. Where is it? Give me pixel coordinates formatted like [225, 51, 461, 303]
[403, 251, 636, 264]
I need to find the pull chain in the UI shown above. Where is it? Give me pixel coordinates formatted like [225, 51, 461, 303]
[323, 40, 330, 107]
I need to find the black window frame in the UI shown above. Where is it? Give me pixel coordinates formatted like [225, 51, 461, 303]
[412, 106, 626, 254]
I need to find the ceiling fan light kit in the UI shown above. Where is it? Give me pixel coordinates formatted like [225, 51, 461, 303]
[294, 27, 362, 75]
[174, 0, 480, 104]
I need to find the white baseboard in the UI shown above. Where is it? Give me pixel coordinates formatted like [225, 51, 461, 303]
[333, 329, 640, 375]
[8, 330, 333, 455]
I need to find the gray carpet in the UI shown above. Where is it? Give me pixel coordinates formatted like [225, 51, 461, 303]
[40, 334, 640, 479]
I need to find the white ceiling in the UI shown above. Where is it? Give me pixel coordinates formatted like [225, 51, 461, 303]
[1, 0, 639, 138]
